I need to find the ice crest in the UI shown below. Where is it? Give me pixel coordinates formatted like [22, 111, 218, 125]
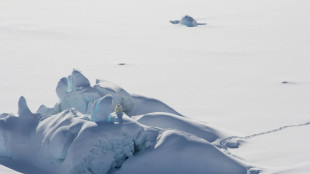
[69, 69, 90, 91]
[18, 96, 32, 117]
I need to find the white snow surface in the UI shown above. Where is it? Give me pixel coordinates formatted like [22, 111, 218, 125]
[1, 0, 310, 173]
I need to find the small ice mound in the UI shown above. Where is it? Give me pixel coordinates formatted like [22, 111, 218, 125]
[91, 95, 113, 123]
[223, 139, 246, 149]
[170, 15, 206, 27]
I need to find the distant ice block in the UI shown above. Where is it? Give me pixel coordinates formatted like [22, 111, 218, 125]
[180, 15, 198, 27]
[170, 15, 206, 27]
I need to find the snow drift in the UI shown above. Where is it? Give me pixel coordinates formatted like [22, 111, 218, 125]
[0, 70, 256, 174]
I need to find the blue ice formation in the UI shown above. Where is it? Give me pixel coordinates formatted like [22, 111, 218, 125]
[43, 69, 182, 117]
[0, 70, 259, 174]
[170, 15, 206, 27]
[91, 95, 113, 123]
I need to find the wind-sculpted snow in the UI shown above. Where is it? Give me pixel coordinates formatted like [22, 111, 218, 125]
[0, 70, 256, 174]
[1, 101, 157, 174]
[41, 111, 156, 174]
[115, 130, 247, 174]
[132, 112, 222, 142]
